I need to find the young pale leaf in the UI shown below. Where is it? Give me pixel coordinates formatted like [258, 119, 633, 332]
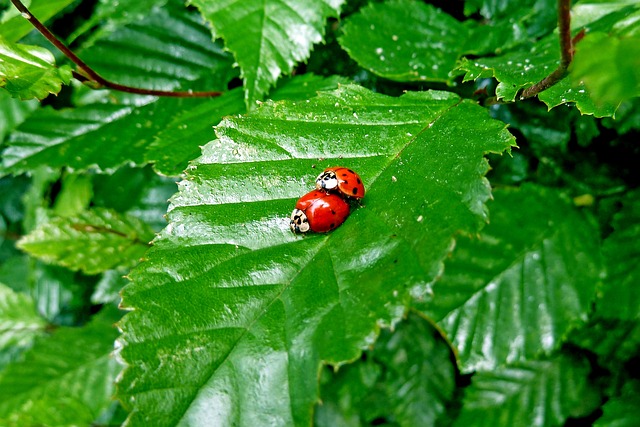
[339, 0, 468, 83]
[599, 189, 640, 321]
[458, 2, 640, 117]
[0, 36, 72, 100]
[315, 313, 456, 427]
[17, 208, 155, 275]
[0, 308, 121, 426]
[189, 0, 344, 107]
[419, 185, 601, 373]
[0, 0, 76, 42]
[0, 282, 46, 369]
[117, 84, 515, 426]
[571, 32, 640, 107]
[453, 354, 596, 427]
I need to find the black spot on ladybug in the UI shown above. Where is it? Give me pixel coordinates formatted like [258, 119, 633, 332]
[343, 180, 349, 185]
[331, 210, 336, 215]
[352, 188, 358, 195]
[357, 178, 361, 184]
[341, 173, 348, 177]
[348, 169, 355, 174]
[330, 223, 335, 228]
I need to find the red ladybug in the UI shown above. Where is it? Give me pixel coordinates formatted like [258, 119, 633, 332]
[315, 167, 365, 199]
[290, 190, 350, 233]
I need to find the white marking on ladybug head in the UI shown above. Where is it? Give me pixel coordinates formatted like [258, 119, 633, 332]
[315, 170, 338, 191]
[290, 209, 310, 233]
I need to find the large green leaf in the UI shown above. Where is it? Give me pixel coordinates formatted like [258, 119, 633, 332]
[418, 185, 601, 373]
[0, 35, 72, 100]
[17, 208, 155, 275]
[315, 312, 456, 427]
[339, 0, 468, 83]
[0, 90, 37, 142]
[453, 353, 596, 427]
[594, 381, 640, 427]
[0, 308, 121, 427]
[117, 84, 514, 426]
[189, 0, 344, 107]
[599, 189, 640, 321]
[0, 282, 46, 369]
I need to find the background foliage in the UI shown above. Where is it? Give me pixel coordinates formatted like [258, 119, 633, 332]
[1, 0, 639, 426]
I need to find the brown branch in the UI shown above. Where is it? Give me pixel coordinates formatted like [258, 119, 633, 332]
[10, 0, 223, 98]
[519, 0, 573, 100]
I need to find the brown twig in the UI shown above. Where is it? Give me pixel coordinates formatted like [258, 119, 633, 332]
[519, 0, 573, 99]
[10, 0, 223, 98]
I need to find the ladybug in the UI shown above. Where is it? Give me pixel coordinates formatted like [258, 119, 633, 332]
[290, 190, 350, 233]
[315, 167, 365, 199]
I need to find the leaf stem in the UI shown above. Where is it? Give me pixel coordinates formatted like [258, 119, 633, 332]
[10, 0, 223, 98]
[518, 0, 574, 100]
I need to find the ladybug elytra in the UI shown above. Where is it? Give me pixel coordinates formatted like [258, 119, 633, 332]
[290, 190, 350, 233]
[315, 166, 365, 199]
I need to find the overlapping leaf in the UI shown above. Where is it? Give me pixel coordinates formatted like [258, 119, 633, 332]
[189, 0, 344, 107]
[315, 313, 455, 426]
[117, 85, 514, 426]
[599, 189, 640, 321]
[17, 208, 155, 275]
[0, 35, 72, 100]
[453, 354, 595, 427]
[418, 185, 601, 373]
[0, 90, 37, 141]
[458, 2, 640, 117]
[0, 2, 235, 176]
[0, 308, 121, 427]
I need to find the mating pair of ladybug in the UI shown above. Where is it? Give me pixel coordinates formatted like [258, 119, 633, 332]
[290, 167, 365, 234]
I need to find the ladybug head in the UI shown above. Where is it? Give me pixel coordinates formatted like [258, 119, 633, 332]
[290, 209, 310, 233]
[315, 170, 338, 191]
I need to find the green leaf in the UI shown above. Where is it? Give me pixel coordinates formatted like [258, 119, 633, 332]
[0, 282, 46, 369]
[0, 0, 77, 42]
[189, 0, 344, 107]
[571, 32, 640, 106]
[91, 269, 129, 305]
[0, 99, 173, 175]
[453, 353, 597, 427]
[0, 308, 121, 427]
[0, 35, 72, 100]
[17, 208, 155, 275]
[599, 189, 640, 321]
[339, 0, 468, 83]
[315, 313, 456, 427]
[117, 84, 515, 426]
[52, 173, 93, 217]
[418, 185, 601, 373]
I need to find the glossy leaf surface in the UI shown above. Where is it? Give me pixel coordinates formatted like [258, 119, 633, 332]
[339, 0, 467, 83]
[17, 208, 155, 275]
[0, 0, 77, 42]
[419, 185, 601, 372]
[0, 36, 72, 100]
[453, 354, 594, 427]
[315, 313, 455, 427]
[189, 0, 344, 106]
[117, 85, 514, 426]
[0, 308, 121, 427]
